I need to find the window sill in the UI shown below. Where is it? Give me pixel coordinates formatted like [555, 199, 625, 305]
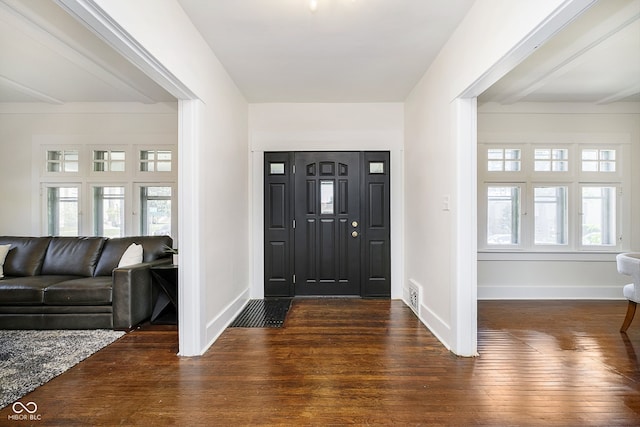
[478, 251, 620, 262]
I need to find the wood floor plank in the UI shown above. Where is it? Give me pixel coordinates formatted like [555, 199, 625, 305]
[1, 299, 639, 425]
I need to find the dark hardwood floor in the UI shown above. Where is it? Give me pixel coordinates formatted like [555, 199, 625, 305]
[2, 299, 639, 426]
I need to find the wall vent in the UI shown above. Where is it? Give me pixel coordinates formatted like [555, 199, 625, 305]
[407, 281, 421, 316]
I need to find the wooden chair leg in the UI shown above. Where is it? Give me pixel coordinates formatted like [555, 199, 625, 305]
[620, 301, 637, 333]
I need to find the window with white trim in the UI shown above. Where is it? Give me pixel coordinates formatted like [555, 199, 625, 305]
[486, 185, 521, 246]
[93, 186, 125, 237]
[580, 185, 618, 247]
[44, 184, 80, 236]
[479, 142, 625, 252]
[139, 186, 173, 236]
[38, 144, 177, 238]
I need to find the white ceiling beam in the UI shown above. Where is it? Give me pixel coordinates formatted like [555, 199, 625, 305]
[55, 0, 197, 101]
[597, 83, 640, 104]
[495, 1, 640, 104]
[0, 74, 64, 104]
[0, 0, 158, 103]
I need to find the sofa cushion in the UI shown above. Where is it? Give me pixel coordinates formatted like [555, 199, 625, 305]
[0, 237, 52, 277]
[0, 244, 10, 278]
[118, 243, 143, 267]
[43, 277, 112, 306]
[41, 237, 106, 277]
[94, 236, 172, 276]
[0, 275, 79, 305]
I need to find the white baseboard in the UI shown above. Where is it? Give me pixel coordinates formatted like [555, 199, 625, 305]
[201, 288, 251, 355]
[402, 288, 452, 352]
[478, 285, 625, 300]
[417, 302, 452, 352]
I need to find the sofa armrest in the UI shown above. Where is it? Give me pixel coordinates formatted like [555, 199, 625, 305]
[111, 258, 172, 329]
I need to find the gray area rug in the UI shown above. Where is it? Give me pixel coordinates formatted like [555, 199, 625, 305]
[0, 329, 124, 409]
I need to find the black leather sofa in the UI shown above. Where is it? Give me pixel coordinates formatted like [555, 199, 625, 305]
[0, 235, 172, 329]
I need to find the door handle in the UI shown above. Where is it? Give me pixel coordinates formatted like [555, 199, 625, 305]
[351, 231, 359, 238]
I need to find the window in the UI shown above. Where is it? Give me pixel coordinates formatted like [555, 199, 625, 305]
[93, 186, 125, 237]
[487, 148, 521, 172]
[581, 186, 617, 247]
[487, 186, 521, 246]
[582, 149, 615, 172]
[93, 150, 125, 172]
[140, 150, 172, 172]
[46, 185, 80, 236]
[320, 181, 334, 214]
[479, 143, 625, 252]
[534, 186, 568, 245]
[269, 162, 285, 175]
[39, 144, 177, 239]
[140, 186, 172, 236]
[534, 148, 568, 172]
[46, 150, 78, 173]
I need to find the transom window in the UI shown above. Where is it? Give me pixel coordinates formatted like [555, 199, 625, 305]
[140, 150, 172, 172]
[46, 150, 79, 173]
[487, 148, 521, 172]
[582, 149, 616, 172]
[534, 148, 568, 172]
[93, 150, 126, 172]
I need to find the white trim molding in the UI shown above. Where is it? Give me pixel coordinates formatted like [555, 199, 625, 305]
[177, 99, 201, 356]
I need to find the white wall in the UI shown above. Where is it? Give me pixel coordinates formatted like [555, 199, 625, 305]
[404, 0, 591, 355]
[477, 101, 640, 299]
[0, 102, 177, 235]
[248, 103, 404, 299]
[91, 0, 249, 356]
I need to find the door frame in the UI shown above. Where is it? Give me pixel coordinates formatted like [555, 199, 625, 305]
[251, 149, 404, 300]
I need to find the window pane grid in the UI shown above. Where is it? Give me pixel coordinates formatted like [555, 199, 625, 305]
[582, 149, 616, 172]
[93, 150, 126, 172]
[140, 150, 172, 172]
[47, 150, 79, 173]
[534, 149, 568, 172]
[487, 148, 521, 172]
[481, 144, 622, 252]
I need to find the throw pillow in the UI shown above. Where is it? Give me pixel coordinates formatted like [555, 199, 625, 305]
[0, 244, 11, 278]
[118, 243, 143, 267]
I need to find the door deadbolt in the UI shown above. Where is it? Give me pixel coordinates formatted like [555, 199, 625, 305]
[351, 221, 358, 227]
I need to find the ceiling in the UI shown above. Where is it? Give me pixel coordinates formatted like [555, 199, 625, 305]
[0, 0, 638, 105]
[177, 0, 475, 102]
[479, 0, 640, 104]
[0, 0, 175, 103]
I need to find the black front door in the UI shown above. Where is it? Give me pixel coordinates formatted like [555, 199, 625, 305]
[264, 151, 390, 297]
[294, 152, 361, 295]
